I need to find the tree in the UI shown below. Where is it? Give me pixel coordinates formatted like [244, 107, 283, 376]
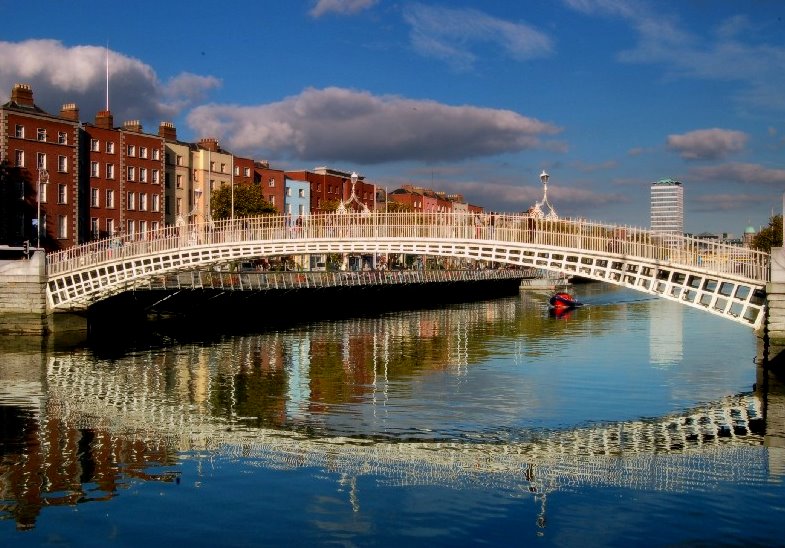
[750, 214, 782, 253]
[386, 200, 413, 213]
[210, 183, 277, 220]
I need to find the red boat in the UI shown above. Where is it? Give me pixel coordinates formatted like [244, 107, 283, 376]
[548, 292, 582, 309]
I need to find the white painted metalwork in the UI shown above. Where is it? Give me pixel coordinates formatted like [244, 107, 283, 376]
[45, 212, 770, 329]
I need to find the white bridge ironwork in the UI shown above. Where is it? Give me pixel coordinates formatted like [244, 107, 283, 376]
[45, 212, 770, 329]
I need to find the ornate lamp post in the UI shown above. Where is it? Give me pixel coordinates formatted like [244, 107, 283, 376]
[37, 168, 49, 249]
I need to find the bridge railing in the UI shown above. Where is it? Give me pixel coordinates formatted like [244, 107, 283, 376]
[45, 212, 770, 282]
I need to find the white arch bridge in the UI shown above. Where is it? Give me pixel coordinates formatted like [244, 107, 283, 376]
[45, 212, 770, 329]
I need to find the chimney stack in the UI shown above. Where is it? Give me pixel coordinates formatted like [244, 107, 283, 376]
[123, 120, 143, 133]
[60, 103, 80, 121]
[199, 137, 219, 152]
[158, 121, 177, 140]
[11, 83, 34, 107]
[95, 110, 114, 129]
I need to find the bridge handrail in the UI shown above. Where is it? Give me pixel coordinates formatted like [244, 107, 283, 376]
[45, 212, 770, 282]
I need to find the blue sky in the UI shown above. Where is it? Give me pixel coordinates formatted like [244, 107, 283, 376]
[2, 0, 784, 234]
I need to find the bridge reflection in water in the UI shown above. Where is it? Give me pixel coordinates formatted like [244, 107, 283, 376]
[1, 293, 783, 531]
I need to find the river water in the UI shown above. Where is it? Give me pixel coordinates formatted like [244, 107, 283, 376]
[1, 282, 783, 547]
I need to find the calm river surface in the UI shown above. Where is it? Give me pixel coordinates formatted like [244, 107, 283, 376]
[1, 282, 783, 547]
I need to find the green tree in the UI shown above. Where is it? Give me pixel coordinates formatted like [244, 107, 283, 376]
[750, 214, 782, 252]
[210, 183, 277, 220]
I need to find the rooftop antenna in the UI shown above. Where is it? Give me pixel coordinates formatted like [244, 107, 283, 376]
[105, 43, 110, 111]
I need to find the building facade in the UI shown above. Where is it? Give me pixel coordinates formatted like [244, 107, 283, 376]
[650, 178, 684, 244]
[0, 84, 80, 249]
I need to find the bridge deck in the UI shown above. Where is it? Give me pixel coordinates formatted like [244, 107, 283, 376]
[43, 212, 770, 329]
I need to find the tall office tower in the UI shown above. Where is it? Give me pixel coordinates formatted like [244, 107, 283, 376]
[650, 178, 683, 245]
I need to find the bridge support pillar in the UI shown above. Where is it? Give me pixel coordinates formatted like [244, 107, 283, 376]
[0, 251, 50, 336]
[763, 247, 785, 365]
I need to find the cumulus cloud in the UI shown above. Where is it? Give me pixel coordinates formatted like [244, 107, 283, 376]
[186, 86, 563, 164]
[666, 128, 748, 160]
[309, 0, 377, 17]
[687, 162, 785, 185]
[402, 3, 553, 70]
[0, 39, 220, 128]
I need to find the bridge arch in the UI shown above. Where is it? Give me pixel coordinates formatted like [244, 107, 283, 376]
[45, 212, 769, 329]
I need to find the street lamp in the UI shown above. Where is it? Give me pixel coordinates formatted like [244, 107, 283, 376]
[37, 168, 49, 249]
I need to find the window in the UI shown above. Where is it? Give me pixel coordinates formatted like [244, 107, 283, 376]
[90, 161, 99, 177]
[139, 193, 147, 211]
[106, 164, 115, 179]
[57, 215, 67, 239]
[152, 149, 159, 160]
[91, 188, 99, 207]
[210, 161, 215, 171]
[139, 146, 147, 159]
[269, 178, 275, 187]
[176, 197, 182, 216]
[91, 218, 99, 239]
[210, 179, 216, 192]
[176, 174, 183, 188]
[37, 128, 47, 142]
[15, 150, 24, 167]
[152, 169, 159, 184]
[106, 141, 115, 154]
[220, 163, 226, 173]
[286, 187, 292, 197]
[234, 166, 240, 176]
[298, 204, 304, 216]
[127, 166, 135, 181]
[286, 204, 292, 214]
[106, 218, 115, 235]
[127, 220, 135, 237]
[193, 170, 198, 182]
[40, 183, 48, 204]
[127, 192, 135, 210]
[15, 124, 24, 138]
[106, 189, 115, 208]
[152, 194, 160, 212]
[299, 189, 305, 198]
[58, 155, 67, 173]
[269, 195, 275, 205]
[139, 220, 147, 236]
[244, 167, 250, 177]
[139, 167, 147, 183]
[127, 144, 135, 156]
[176, 154, 183, 166]
[58, 131, 67, 145]
[58, 184, 67, 204]
[151, 221, 159, 232]
[90, 139, 100, 152]
[37, 152, 46, 170]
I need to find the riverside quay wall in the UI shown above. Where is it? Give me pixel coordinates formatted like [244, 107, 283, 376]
[0, 250, 50, 335]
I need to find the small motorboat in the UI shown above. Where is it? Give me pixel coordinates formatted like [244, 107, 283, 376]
[548, 291, 582, 309]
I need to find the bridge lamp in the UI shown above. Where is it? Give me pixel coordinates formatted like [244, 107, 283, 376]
[37, 168, 49, 249]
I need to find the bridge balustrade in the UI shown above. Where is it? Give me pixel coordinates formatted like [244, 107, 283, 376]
[46, 212, 769, 282]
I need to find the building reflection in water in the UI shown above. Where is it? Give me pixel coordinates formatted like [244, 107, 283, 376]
[0, 295, 783, 531]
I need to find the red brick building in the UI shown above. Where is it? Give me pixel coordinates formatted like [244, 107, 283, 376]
[0, 84, 80, 250]
[284, 167, 374, 213]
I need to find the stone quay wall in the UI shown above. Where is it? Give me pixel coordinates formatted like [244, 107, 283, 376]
[0, 251, 50, 335]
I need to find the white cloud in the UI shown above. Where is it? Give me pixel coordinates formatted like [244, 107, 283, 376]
[0, 39, 220, 128]
[687, 162, 785, 185]
[309, 0, 377, 17]
[666, 129, 748, 160]
[402, 3, 553, 70]
[187, 86, 563, 164]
